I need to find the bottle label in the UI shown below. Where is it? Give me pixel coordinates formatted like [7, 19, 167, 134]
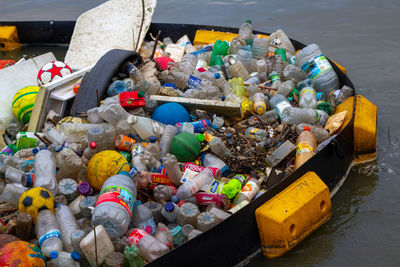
[240, 180, 260, 200]
[181, 168, 198, 184]
[136, 218, 157, 235]
[228, 200, 249, 214]
[193, 120, 211, 133]
[233, 174, 248, 186]
[296, 142, 314, 155]
[301, 54, 333, 80]
[209, 179, 224, 194]
[195, 192, 227, 209]
[96, 186, 135, 217]
[39, 229, 61, 247]
[289, 56, 296, 65]
[300, 88, 316, 97]
[187, 75, 202, 89]
[128, 229, 149, 245]
[203, 132, 215, 142]
[274, 101, 291, 120]
[269, 74, 280, 82]
[149, 173, 174, 189]
[183, 163, 221, 179]
[170, 226, 185, 246]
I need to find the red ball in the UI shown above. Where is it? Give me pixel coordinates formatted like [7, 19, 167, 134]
[89, 142, 97, 149]
[155, 57, 175, 71]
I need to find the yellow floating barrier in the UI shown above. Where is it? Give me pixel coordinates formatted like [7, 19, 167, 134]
[255, 171, 331, 258]
[193, 30, 238, 46]
[0, 26, 21, 51]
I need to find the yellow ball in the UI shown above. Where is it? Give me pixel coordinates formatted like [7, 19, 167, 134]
[18, 187, 54, 223]
[87, 150, 130, 191]
[11, 86, 40, 124]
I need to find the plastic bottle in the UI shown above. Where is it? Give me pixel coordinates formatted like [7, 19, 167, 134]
[162, 153, 182, 186]
[197, 212, 218, 232]
[276, 80, 295, 97]
[36, 210, 63, 257]
[238, 20, 253, 42]
[55, 204, 80, 252]
[209, 137, 232, 160]
[98, 103, 130, 126]
[336, 85, 354, 104]
[33, 148, 58, 196]
[267, 29, 296, 56]
[295, 43, 339, 96]
[87, 124, 116, 151]
[299, 86, 318, 109]
[132, 155, 148, 172]
[54, 146, 84, 180]
[127, 228, 169, 262]
[281, 107, 329, 126]
[237, 47, 253, 69]
[201, 153, 230, 177]
[127, 115, 165, 140]
[159, 125, 178, 158]
[153, 185, 175, 202]
[70, 230, 86, 255]
[81, 142, 97, 165]
[228, 37, 244, 54]
[176, 203, 200, 228]
[228, 60, 250, 81]
[160, 69, 194, 90]
[210, 40, 229, 66]
[143, 201, 163, 224]
[103, 252, 124, 267]
[133, 204, 157, 235]
[229, 77, 246, 97]
[206, 206, 230, 223]
[92, 173, 137, 240]
[124, 245, 144, 267]
[274, 54, 285, 80]
[154, 222, 174, 250]
[244, 127, 268, 142]
[0, 183, 28, 205]
[252, 37, 269, 59]
[178, 54, 197, 74]
[121, 62, 144, 82]
[143, 150, 161, 171]
[176, 168, 214, 200]
[79, 196, 97, 219]
[48, 251, 81, 267]
[4, 166, 26, 184]
[252, 92, 267, 114]
[258, 109, 279, 125]
[232, 176, 262, 205]
[283, 64, 306, 83]
[146, 136, 161, 159]
[58, 178, 79, 203]
[161, 202, 179, 223]
[221, 174, 247, 199]
[181, 224, 202, 241]
[295, 126, 317, 169]
[296, 123, 330, 143]
[269, 94, 292, 120]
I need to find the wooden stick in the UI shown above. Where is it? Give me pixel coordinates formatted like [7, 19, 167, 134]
[135, 0, 145, 52]
[244, 83, 278, 91]
[46, 118, 58, 126]
[150, 30, 161, 60]
[93, 226, 99, 267]
[34, 133, 50, 147]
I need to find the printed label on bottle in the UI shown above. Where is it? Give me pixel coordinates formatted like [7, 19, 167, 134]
[249, 128, 260, 138]
[203, 132, 215, 142]
[187, 75, 202, 89]
[170, 226, 185, 246]
[300, 88, 316, 97]
[269, 74, 280, 82]
[209, 179, 224, 194]
[289, 56, 296, 64]
[183, 163, 221, 179]
[301, 54, 332, 80]
[136, 218, 157, 235]
[274, 101, 292, 119]
[149, 173, 174, 188]
[228, 200, 249, 214]
[128, 229, 149, 245]
[181, 168, 198, 183]
[38, 229, 61, 247]
[96, 186, 135, 217]
[233, 174, 248, 186]
[240, 180, 260, 200]
[296, 142, 314, 155]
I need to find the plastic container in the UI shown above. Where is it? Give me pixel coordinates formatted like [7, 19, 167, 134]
[70, 230, 86, 255]
[283, 64, 306, 83]
[162, 153, 182, 186]
[299, 87, 318, 109]
[55, 204, 80, 252]
[127, 228, 169, 262]
[267, 29, 296, 56]
[98, 103, 130, 126]
[245, 127, 268, 142]
[176, 203, 200, 228]
[281, 107, 329, 126]
[197, 212, 218, 232]
[169, 132, 201, 162]
[79, 196, 97, 219]
[295, 126, 317, 169]
[229, 37, 245, 54]
[133, 204, 157, 235]
[122, 62, 144, 82]
[80, 225, 115, 266]
[176, 168, 214, 200]
[181, 224, 202, 241]
[269, 94, 292, 120]
[222, 174, 248, 199]
[210, 40, 229, 66]
[238, 20, 253, 42]
[124, 245, 145, 266]
[252, 37, 269, 59]
[209, 137, 232, 160]
[48, 251, 80, 267]
[33, 148, 58, 196]
[58, 178, 79, 203]
[232, 177, 262, 205]
[237, 48, 253, 69]
[201, 153, 230, 177]
[103, 252, 124, 267]
[36, 209, 63, 257]
[0, 182, 28, 205]
[143, 201, 163, 224]
[161, 202, 179, 223]
[115, 135, 136, 151]
[229, 61, 250, 81]
[146, 136, 161, 159]
[82, 142, 97, 165]
[178, 53, 198, 74]
[154, 222, 174, 250]
[336, 85, 354, 104]
[296, 123, 330, 143]
[87, 124, 116, 151]
[54, 146, 84, 180]
[153, 185, 174, 202]
[92, 173, 137, 240]
[253, 92, 267, 114]
[207, 206, 231, 223]
[132, 155, 148, 171]
[4, 166, 26, 184]
[159, 125, 178, 158]
[274, 54, 285, 80]
[295, 43, 339, 96]
[127, 115, 165, 140]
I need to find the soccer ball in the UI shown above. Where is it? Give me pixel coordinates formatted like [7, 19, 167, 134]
[18, 187, 54, 222]
[37, 61, 72, 86]
[11, 86, 40, 124]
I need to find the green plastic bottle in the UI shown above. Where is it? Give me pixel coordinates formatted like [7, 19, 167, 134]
[275, 48, 287, 62]
[124, 245, 144, 267]
[222, 174, 248, 199]
[210, 40, 229, 66]
[169, 132, 201, 162]
[229, 77, 246, 97]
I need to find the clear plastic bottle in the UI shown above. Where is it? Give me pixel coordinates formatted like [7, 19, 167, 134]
[269, 94, 292, 120]
[245, 127, 268, 142]
[295, 126, 317, 169]
[201, 153, 230, 177]
[81, 142, 97, 165]
[58, 178, 79, 203]
[252, 37, 269, 59]
[197, 212, 218, 232]
[256, 59, 268, 73]
[92, 173, 137, 240]
[283, 64, 306, 83]
[70, 229, 86, 255]
[206, 206, 230, 222]
[146, 136, 161, 159]
[162, 153, 182, 186]
[296, 123, 330, 143]
[295, 43, 339, 96]
[161, 202, 179, 223]
[0, 182, 28, 205]
[154, 222, 174, 250]
[87, 124, 116, 151]
[336, 85, 354, 104]
[122, 62, 144, 83]
[36, 209, 63, 258]
[79, 196, 97, 219]
[238, 19, 253, 42]
[4, 166, 26, 184]
[276, 80, 295, 97]
[176, 203, 200, 229]
[55, 204, 80, 252]
[132, 155, 149, 171]
[54, 145, 84, 181]
[267, 29, 296, 56]
[228, 60, 250, 81]
[143, 150, 161, 171]
[133, 204, 157, 235]
[178, 54, 198, 75]
[232, 177, 262, 205]
[157, 126, 176, 160]
[176, 168, 214, 200]
[181, 224, 202, 241]
[126, 115, 165, 140]
[253, 92, 266, 114]
[116, 119, 136, 137]
[299, 87, 318, 109]
[258, 109, 279, 124]
[237, 48, 253, 69]
[269, 70, 282, 89]
[281, 107, 329, 126]
[274, 54, 285, 79]
[229, 37, 245, 54]
[97, 103, 128, 126]
[143, 201, 163, 224]
[48, 251, 81, 267]
[209, 137, 232, 160]
[159, 69, 194, 90]
[127, 228, 168, 262]
[153, 185, 175, 202]
[33, 148, 58, 196]
[183, 89, 206, 99]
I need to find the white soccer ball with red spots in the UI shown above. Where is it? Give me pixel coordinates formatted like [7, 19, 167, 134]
[37, 61, 72, 86]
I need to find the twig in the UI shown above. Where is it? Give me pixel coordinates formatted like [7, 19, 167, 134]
[46, 118, 58, 125]
[96, 90, 100, 107]
[150, 30, 161, 60]
[137, 188, 153, 200]
[135, 0, 146, 52]
[93, 226, 99, 267]
[34, 133, 51, 147]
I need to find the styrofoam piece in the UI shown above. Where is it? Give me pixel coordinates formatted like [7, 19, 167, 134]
[65, 0, 157, 70]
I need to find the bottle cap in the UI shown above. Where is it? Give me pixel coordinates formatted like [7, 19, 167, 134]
[214, 73, 221, 79]
[171, 195, 179, 203]
[149, 136, 156, 143]
[304, 126, 311, 131]
[246, 19, 252, 24]
[165, 202, 175, 212]
[89, 142, 97, 149]
[145, 226, 153, 233]
[196, 134, 205, 142]
[49, 250, 58, 259]
[54, 145, 64, 152]
[77, 182, 92, 195]
[138, 91, 145, 98]
[221, 96, 226, 101]
[32, 148, 39, 155]
[162, 82, 177, 90]
[226, 133, 233, 139]
[71, 251, 81, 261]
[127, 115, 137, 124]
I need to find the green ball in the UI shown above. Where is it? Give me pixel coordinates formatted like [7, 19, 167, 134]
[169, 132, 201, 162]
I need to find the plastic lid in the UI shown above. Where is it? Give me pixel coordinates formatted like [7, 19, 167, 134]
[221, 95, 226, 101]
[171, 195, 179, 203]
[226, 133, 233, 139]
[246, 19, 252, 24]
[54, 145, 64, 152]
[89, 142, 97, 149]
[32, 148, 39, 155]
[196, 134, 205, 142]
[55, 203, 62, 208]
[71, 251, 81, 261]
[149, 136, 156, 143]
[49, 250, 58, 259]
[145, 226, 153, 233]
[138, 90, 145, 98]
[214, 73, 221, 79]
[304, 126, 311, 131]
[165, 202, 175, 212]
[77, 182, 91, 195]
[221, 165, 230, 177]
[118, 171, 130, 177]
[162, 82, 177, 90]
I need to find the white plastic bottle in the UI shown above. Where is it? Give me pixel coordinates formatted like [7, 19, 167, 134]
[55, 204, 80, 252]
[201, 153, 230, 177]
[80, 225, 115, 266]
[33, 148, 58, 196]
[126, 115, 165, 140]
[159, 125, 178, 159]
[176, 168, 214, 200]
[281, 107, 329, 126]
[91, 173, 137, 240]
[146, 136, 161, 159]
[54, 146, 84, 181]
[127, 228, 169, 262]
[209, 137, 232, 160]
[162, 153, 182, 186]
[133, 204, 157, 235]
[299, 87, 318, 109]
[295, 43, 339, 96]
[252, 37, 269, 59]
[36, 209, 63, 258]
[161, 202, 179, 223]
[269, 94, 292, 120]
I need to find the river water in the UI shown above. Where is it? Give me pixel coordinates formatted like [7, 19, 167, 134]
[1, 0, 399, 266]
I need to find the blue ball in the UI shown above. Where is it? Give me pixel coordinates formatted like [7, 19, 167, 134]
[152, 103, 190, 125]
[107, 80, 128, 96]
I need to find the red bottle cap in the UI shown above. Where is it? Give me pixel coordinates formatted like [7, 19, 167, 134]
[303, 126, 311, 131]
[89, 142, 97, 149]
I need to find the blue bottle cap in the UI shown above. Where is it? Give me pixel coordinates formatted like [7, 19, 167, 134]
[40, 147, 48, 150]
[171, 195, 179, 203]
[162, 82, 177, 90]
[214, 73, 221, 79]
[32, 148, 39, 155]
[49, 250, 58, 259]
[226, 133, 233, 139]
[200, 153, 206, 164]
[221, 165, 230, 177]
[54, 145, 64, 152]
[221, 95, 226, 101]
[149, 136, 156, 143]
[55, 203, 62, 208]
[71, 251, 81, 261]
[165, 202, 175, 212]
